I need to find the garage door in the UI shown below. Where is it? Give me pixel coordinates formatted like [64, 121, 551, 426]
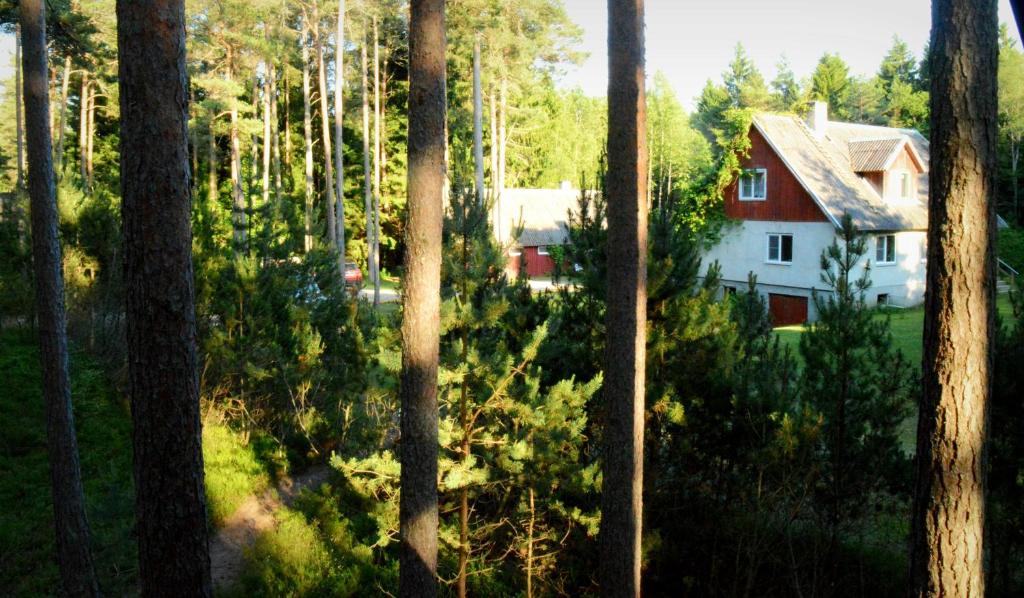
[769, 294, 808, 327]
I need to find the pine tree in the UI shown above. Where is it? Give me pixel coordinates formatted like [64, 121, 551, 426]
[811, 53, 852, 119]
[770, 56, 802, 112]
[117, 0, 212, 594]
[910, 0, 999, 594]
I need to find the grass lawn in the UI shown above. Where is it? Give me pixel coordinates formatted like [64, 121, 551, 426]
[774, 295, 1014, 453]
[774, 295, 1014, 370]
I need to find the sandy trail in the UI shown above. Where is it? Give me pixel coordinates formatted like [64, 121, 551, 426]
[209, 464, 333, 590]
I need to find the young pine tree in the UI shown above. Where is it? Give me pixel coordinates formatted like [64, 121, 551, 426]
[799, 215, 913, 555]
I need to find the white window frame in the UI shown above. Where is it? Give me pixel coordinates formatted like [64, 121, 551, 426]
[876, 234, 896, 265]
[536, 245, 549, 256]
[899, 171, 913, 199]
[766, 233, 793, 265]
[739, 168, 768, 201]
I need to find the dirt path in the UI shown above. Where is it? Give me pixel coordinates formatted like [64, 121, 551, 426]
[209, 464, 334, 590]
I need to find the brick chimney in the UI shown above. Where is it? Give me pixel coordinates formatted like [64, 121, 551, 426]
[806, 101, 829, 138]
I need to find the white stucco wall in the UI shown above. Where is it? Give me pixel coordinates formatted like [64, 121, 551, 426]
[702, 221, 927, 321]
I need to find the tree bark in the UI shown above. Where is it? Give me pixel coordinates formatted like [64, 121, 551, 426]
[85, 84, 96, 193]
[284, 67, 293, 168]
[270, 62, 283, 206]
[600, 0, 648, 596]
[302, 15, 316, 253]
[909, 1, 998, 596]
[79, 75, 88, 185]
[489, 85, 499, 238]
[208, 117, 219, 208]
[228, 50, 247, 252]
[314, 0, 338, 250]
[21, 2, 100, 595]
[400, 0, 446, 595]
[54, 55, 72, 179]
[362, 37, 374, 283]
[16, 25, 24, 192]
[473, 39, 484, 206]
[372, 16, 382, 305]
[262, 59, 272, 210]
[497, 77, 507, 195]
[116, 1, 212, 595]
[335, 0, 346, 262]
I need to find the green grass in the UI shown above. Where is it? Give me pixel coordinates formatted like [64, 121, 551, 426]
[775, 295, 1014, 370]
[0, 328, 137, 596]
[774, 295, 1015, 453]
[0, 328, 289, 596]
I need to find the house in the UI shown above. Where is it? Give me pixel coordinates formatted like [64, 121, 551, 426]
[493, 184, 586, 278]
[703, 102, 930, 325]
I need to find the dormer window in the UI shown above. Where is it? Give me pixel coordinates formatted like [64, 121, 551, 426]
[739, 168, 767, 201]
[899, 171, 913, 199]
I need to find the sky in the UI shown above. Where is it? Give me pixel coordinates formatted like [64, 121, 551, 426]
[559, 0, 1023, 110]
[0, 1, 1020, 109]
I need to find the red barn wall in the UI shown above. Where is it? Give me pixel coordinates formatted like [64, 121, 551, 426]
[724, 127, 830, 223]
[505, 247, 557, 278]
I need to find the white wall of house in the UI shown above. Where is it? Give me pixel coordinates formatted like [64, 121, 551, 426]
[703, 221, 927, 321]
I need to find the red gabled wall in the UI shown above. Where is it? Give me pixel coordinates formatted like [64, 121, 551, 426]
[723, 127, 830, 223]
[506, 247, 557, 278]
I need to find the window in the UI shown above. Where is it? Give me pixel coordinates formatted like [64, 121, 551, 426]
[536, 245, 549, 256]
[767, 233, 793, 264]
[739, 168, 767, 201]
[509, 247, 522, 257]
[877, 293, 890, 306]
[724, 286, 737, 297]
[876, 234, 896, 264]
[899, 172, 912, 199]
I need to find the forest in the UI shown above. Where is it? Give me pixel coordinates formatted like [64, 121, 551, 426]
[0, 0, 1022, 596]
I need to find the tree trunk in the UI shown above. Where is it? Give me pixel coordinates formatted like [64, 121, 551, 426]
[302, 15, 316, 253]
[116, 1, 212, 595]
[362, 37, 374, 284]
[335, 0, 346, 262]
[489, 85, 499, 238]
[85, 84, 96, 193]
[270, 62, 283, 207]
[262, 59, 272, 210]
[79, 75, 88, 185]
[16, 25, 24, 192]
[600, 0, 648, 596]
[314, 1, 338, 250]
[54, 55, 72, 179]
[400, 0, 446, 594]
[228, 50, 247, 253]
[909, 1, 998, 596]
[473, 39, 484, 206]
[21, 2, 101, 595]
[497, 77, 507, 196]
[208, 118, 218, 208]
[372, 16, 382, 305]
[284, 67, 293, 168]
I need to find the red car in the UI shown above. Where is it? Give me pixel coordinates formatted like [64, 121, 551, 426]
[344, 262, 364, 290]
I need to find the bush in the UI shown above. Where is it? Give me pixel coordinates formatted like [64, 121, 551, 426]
[1000, 227, 1024, 275]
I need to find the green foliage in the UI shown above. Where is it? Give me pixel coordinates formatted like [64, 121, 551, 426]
[811, 53, 853, 119]
[0, 330, 137, 596]
[202, 422, 285, 526]
[800, 216, 913, 529]
[1000, 227, 1024, 273]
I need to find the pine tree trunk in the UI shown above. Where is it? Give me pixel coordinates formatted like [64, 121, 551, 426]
[362, 38, 374, 283]
[302, 15, 316, 253]
[262, 58, 272, 210]
[284, 67, 293, 169]
[21, 2, 100, 594]
[314, 1, 338, 250]
[489, 85, 499, 238]
[16, 25, 24, 192]
[473, 39, 484, 206]
[79, 75, 88, 185]
[372, 17, 382, 306]
[116, 1, 212, 594]
[86, 84, 96, 192]
[226, 49, 246, 253]
[600, 0, 648, 596]
[270, 62, 283, 206]
[334, 0, 346, 261]
[54, 55, 72, 179]
[498, 77, 507, 195]
[401, 0, 446, 594]
[910, 1, 997, 596]
[208, 118, 218, 207]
